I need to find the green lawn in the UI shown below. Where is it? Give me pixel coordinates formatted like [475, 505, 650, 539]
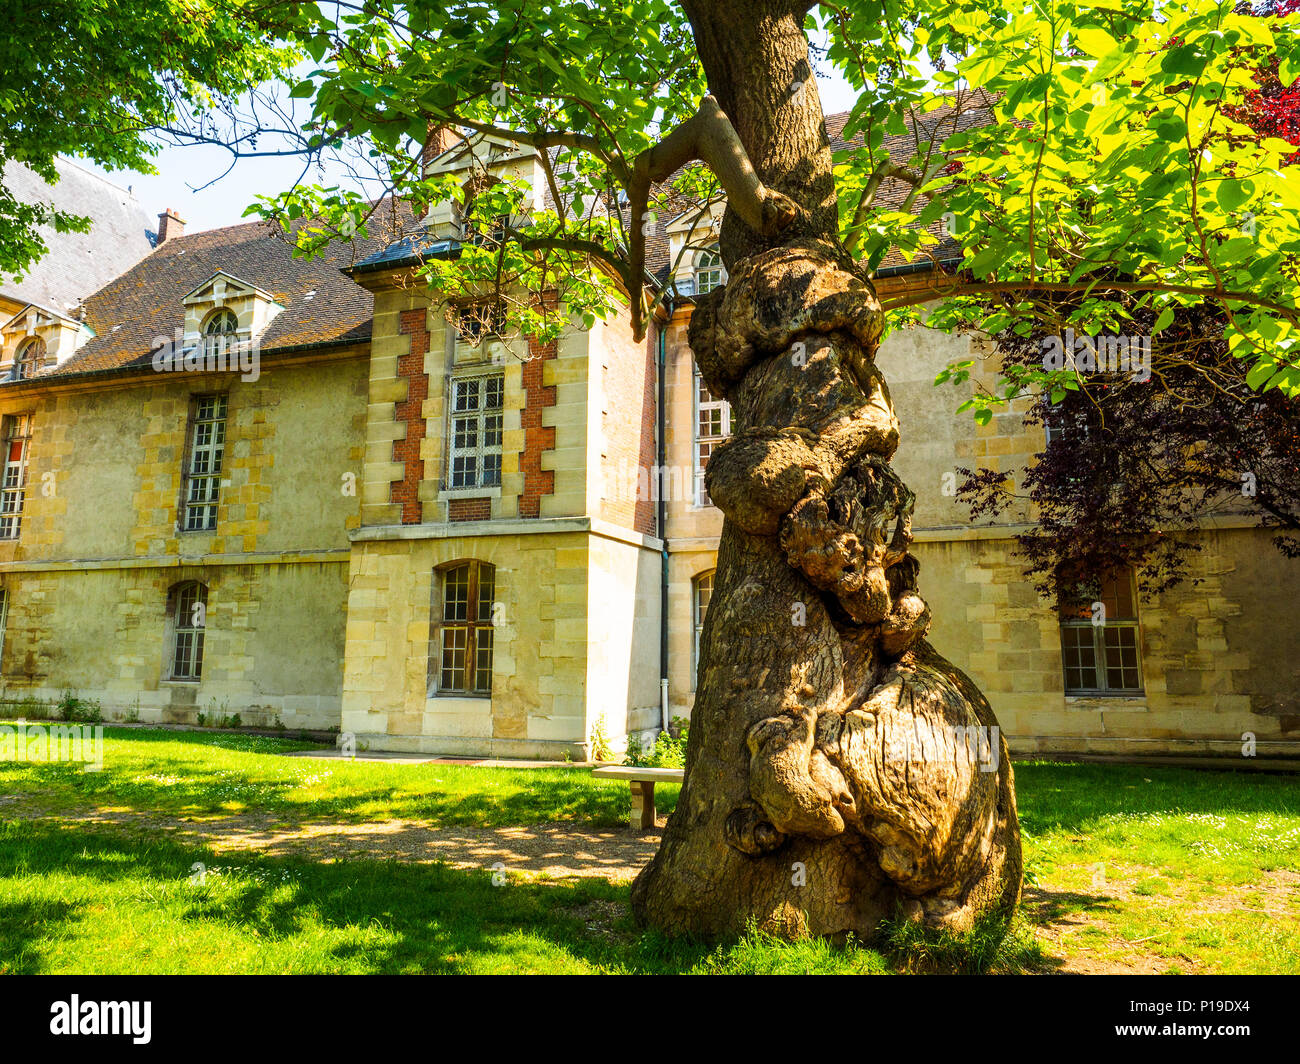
[0, 727, 1296, 974]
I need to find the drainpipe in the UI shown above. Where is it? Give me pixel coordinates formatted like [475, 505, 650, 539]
[657, 295, 674, 734]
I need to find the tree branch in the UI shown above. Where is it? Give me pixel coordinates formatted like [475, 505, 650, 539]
[623, 95, 801, 339]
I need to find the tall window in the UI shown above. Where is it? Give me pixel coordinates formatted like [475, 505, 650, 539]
[182, 394, 228, 531]
[1060, 568, 1143, 695]
[201, 308, 239, 356]
[168, 581, 208, 681]
[11, 337, 45, 381]
[434, 561, 495, 695]
[692, 570, 714, 688]
[694, 248, 726, 294]
[448, 374, 503, 489]
[0, 413, 32, 539]
[694, 371, 732, 506]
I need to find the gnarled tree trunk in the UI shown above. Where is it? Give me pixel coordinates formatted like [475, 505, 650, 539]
[630, 0, 1022, 942]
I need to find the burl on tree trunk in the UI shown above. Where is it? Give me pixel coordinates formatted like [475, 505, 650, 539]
[630, 0, 1022, 943]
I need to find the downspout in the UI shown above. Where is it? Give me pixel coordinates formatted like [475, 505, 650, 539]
[657, 295, 674, 734]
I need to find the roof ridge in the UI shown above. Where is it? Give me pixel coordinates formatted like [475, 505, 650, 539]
[52, 157, 145, 200]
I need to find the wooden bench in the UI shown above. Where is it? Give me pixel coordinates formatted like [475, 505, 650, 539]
[592, 765, 684, 829]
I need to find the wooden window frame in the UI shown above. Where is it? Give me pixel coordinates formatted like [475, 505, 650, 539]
[167, 581, 208, 682]
[692, 570, 714, 690]
[693, 369, 732, 507]
[432, 561, 496, 696]
[1059, 569, 1144, 696]
[180, 393, 228, 532]
[694, 247, 726, 295]
[12, 337, 45, 381]
[0, 413, 32, 540]
[447, 373, 504, 490]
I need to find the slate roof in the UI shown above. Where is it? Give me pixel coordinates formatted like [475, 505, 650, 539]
[44, 202, 409, 379]
[16, 97, 990, 383]
[354, 97, 991, 288]
[2, 158, 156, 313]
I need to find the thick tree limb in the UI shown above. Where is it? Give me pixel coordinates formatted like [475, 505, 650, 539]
[624, 95, 802, 339]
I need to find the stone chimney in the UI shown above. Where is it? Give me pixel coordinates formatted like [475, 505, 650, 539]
[157, 208, 186, 246]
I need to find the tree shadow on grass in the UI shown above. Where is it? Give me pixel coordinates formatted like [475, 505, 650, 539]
[0, 898, 85, 975]
[0, 818, 716, 974]
[0, 736, 676, 830]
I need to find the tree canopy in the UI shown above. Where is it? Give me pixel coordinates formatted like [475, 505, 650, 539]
[0, 0, 291, 282]
[220, 0, 1298, 406]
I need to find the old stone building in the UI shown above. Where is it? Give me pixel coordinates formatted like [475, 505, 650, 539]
[1, 127, 1296, 762]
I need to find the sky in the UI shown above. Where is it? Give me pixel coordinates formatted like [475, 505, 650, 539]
[79, 60, 861, 237]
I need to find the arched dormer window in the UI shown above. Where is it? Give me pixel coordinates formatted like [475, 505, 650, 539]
[694, 248, 726, 295]
[12, 337, 45, 381]
[201, 308, 239, 356]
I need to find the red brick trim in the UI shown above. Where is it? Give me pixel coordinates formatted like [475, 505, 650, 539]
[519, 332, 558, 519]
[448, 497, 491, 522]
[392, 308, 431, 524]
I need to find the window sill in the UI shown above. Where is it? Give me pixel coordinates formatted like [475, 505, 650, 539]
[160, 679, 201, 686]
[441, 486, 502, 500]
[1065, 693, 1147, 707]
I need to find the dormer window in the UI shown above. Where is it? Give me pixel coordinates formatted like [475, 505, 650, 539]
[695, 248, 726, 295]
[11, 337, 45, 381]
[201, 308, 239, 356]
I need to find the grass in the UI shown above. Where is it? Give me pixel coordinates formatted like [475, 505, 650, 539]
[0, 727, 670, 827]
[0, 728, 1296, 974]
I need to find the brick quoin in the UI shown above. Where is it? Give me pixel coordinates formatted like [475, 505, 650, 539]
[448, 497, 491, 522]
[519, 325, 558, 519]
[392, 308, 431, 524]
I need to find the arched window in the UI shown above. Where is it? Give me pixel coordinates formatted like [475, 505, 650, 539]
[694, 248, 726, 295]
[167, 581, 208, 681]
[201, 308, 239, 356]
[12, 337, 45, 381]
[692, 570, 714, 689]
[433, 561, 495, 695]
[1059, 567, 1143, 695]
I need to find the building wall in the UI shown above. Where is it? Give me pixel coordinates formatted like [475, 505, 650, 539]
[343, 268, 662, 756]
[340, 522, 660, 758]
[659, 299, 1300, 758]
[0, 356, 367, 728]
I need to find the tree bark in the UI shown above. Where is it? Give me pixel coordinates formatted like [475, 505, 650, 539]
[630, 0, 1022, 941]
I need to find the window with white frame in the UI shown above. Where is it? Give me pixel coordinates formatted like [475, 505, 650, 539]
[693, 371, 732, 506]
[1059, 568, 1143, 695]
[182, 394, 228, 531]
[694, 248, 726, 294]
[433, 560, 495, 695]
[0, 413, 32, 539]
[201, 308, 239, 357]
[11, 337, 45, 381]
[448, 374, 503, 489]
[168, 581, 208, 681]
[692, 570, 714, 689]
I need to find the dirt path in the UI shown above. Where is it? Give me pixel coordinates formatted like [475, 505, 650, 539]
[2, 794, 662, 881]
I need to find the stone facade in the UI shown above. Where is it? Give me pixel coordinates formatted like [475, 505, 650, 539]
[1, 130, 1295, 763]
